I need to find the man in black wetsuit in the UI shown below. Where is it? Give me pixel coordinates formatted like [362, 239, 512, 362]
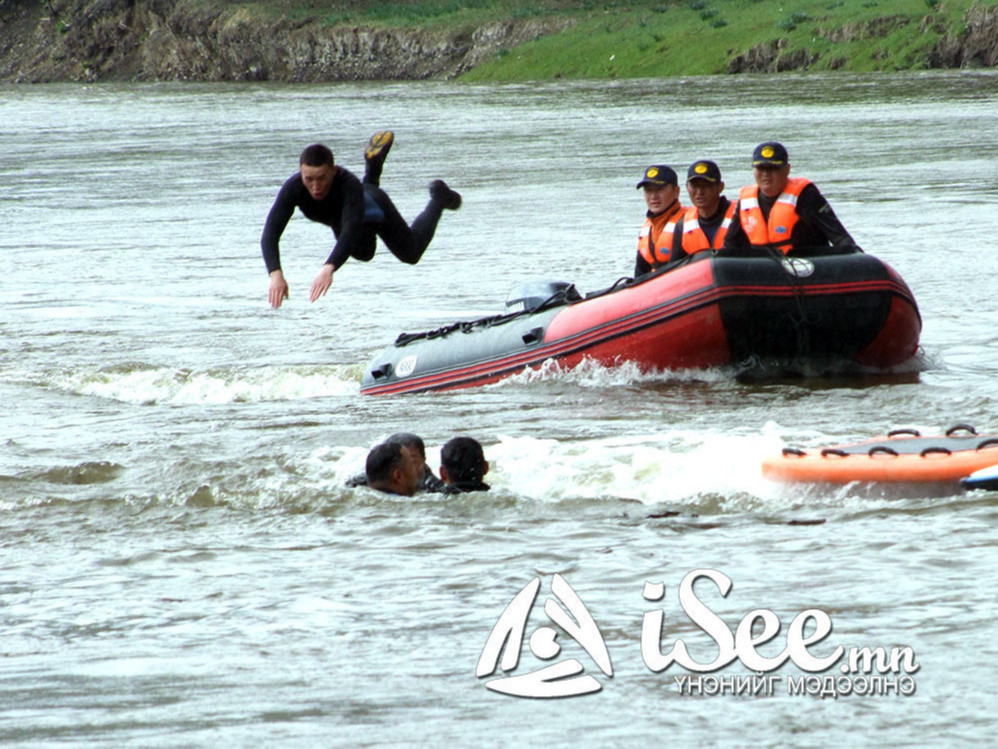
[261, 131, 462, 308]
[720, 141, 860, 257]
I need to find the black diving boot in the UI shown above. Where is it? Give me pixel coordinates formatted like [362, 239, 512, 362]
[429, 179, 462, 210]
[363, 130, 394, 186]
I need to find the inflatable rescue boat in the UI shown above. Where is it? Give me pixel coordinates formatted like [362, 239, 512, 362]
[763, 425, 998, 484]
[360, 252, 920, 396]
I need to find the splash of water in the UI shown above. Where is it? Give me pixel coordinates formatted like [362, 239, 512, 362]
[38, 364, 360, 404]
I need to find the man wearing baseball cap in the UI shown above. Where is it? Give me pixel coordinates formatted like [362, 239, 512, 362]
[720, 141, 860, 256]
[667, 159, 737, 262]
[634, 164, 685, 277]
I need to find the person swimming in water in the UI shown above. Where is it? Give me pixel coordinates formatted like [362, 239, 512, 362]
[346, 432, 446, 493]
[439, 436, 491, 494]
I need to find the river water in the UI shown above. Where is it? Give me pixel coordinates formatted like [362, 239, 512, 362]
[2, 72, 997, 746]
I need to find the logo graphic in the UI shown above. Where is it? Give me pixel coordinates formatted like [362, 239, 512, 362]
[394, 355, 417, 377]
[781, 258, 815, 277]
[694, 163, 708, 174]
[476, 575, 613, 698]
[761, 146, 775, 158]
[646, 167, 659, 179]
[476, 570, 918, 700]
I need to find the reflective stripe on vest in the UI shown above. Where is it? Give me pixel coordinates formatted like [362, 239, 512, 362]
[638, 201, 684, 267]
[681, 200, 737, 253]
[737, 177, 811, 254]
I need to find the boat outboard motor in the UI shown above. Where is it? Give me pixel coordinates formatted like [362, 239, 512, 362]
[505, 280, 582, 313]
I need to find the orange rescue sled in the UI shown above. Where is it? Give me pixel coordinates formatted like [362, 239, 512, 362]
[763, 425, 998, 484]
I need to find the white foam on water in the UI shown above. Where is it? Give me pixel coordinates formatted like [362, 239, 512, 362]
[494, 356, 738, 390]
[239, 423, 949, 514]
[45, 365, 360, 404]
[485, 426, 790, 507]
[225, 430, 791, 512]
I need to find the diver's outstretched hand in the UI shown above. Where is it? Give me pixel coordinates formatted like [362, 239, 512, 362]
[309, 263, 334, 302]
[269, 270, 289, 309]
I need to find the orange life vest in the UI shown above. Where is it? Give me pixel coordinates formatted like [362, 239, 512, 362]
[637, 201, 684, 268]
[680, 200, 737, 254]
[737, 177, 812, 254]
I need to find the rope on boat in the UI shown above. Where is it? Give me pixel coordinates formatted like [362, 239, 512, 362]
[393, 283, 587, 347]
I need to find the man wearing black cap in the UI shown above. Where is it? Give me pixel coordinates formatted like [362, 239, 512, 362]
[720, 142, 860, 257]
[634, 164, 685, 277]
[668, 160, 737, 261]
[261, 131, 462, 309]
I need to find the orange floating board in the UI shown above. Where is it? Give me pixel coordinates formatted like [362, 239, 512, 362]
[763, 427, 998, 484]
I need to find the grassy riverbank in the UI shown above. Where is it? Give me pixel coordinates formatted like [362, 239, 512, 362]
[2, 0, 993, 82]
[222, 0, 995, 79]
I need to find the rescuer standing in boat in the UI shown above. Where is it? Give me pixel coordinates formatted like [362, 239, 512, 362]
[720, 141, 861, 256]
[634, 164, 685, 277]
[261, 131, 462, 309]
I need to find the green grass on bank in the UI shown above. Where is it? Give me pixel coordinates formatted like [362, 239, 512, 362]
[203, 0, 996, 79]
[464, 0, 979, 79]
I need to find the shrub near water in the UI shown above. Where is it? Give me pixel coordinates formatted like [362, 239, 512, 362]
[228, 0, 991, 79]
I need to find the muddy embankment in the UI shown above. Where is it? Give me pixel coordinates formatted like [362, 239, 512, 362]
[0, 0, 573, 82]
